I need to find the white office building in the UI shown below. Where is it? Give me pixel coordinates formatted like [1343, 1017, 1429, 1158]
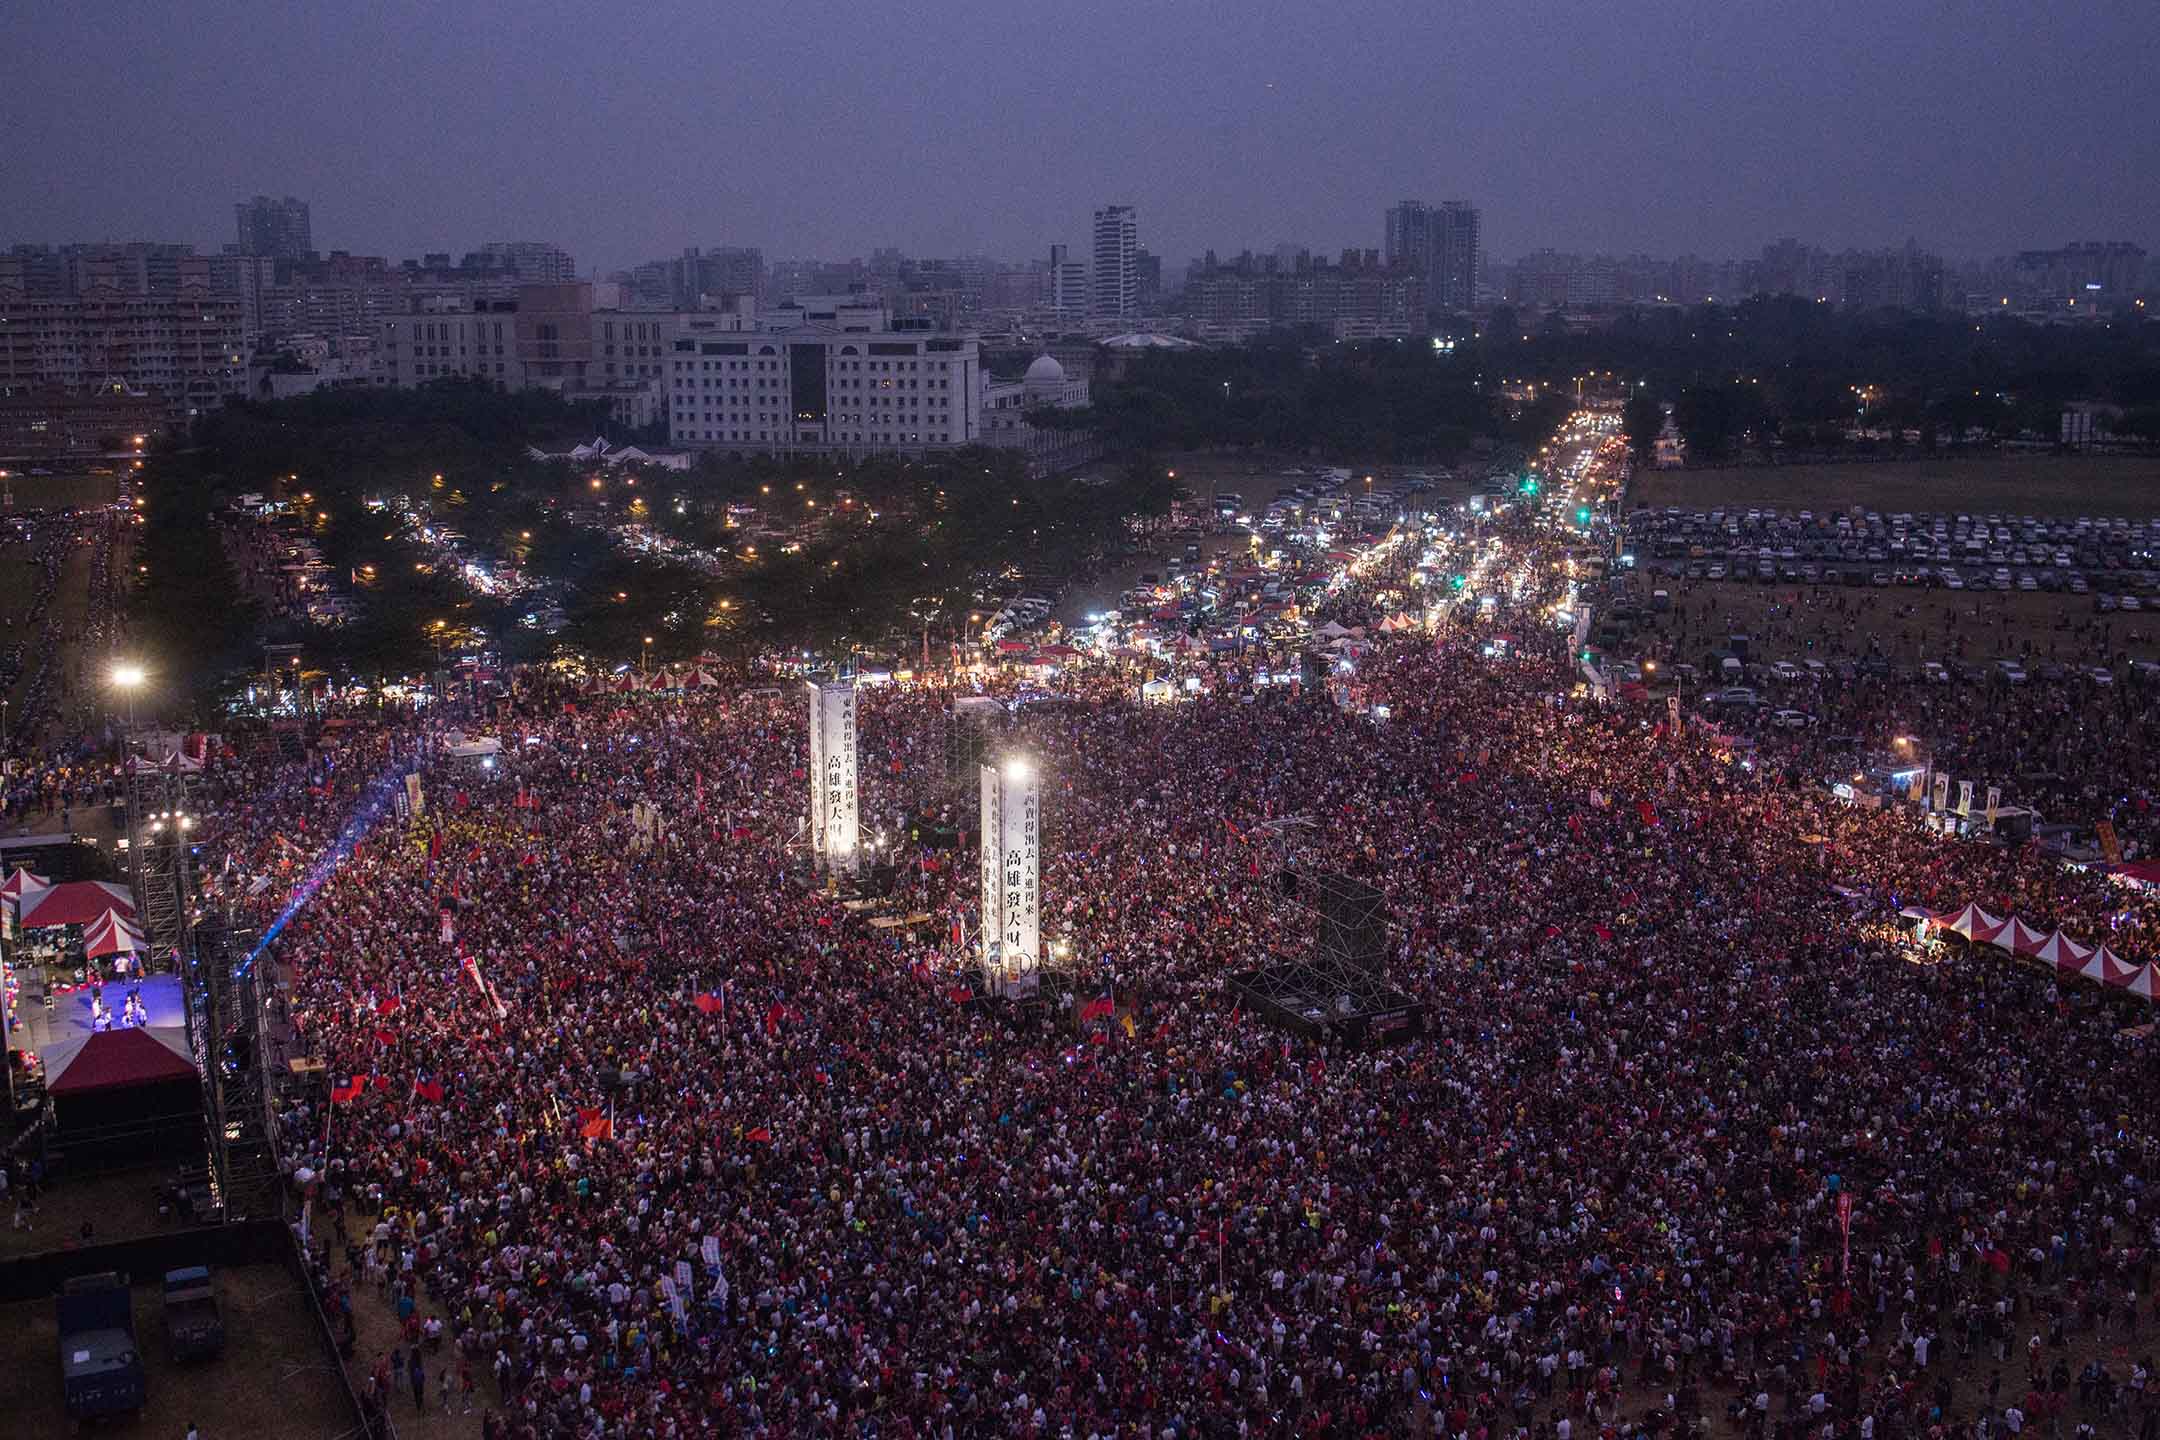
[1091, 205, 1137, 319]
[667, 298, 983, 456]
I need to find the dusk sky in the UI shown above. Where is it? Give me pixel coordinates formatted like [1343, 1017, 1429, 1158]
[5, 0, 2154, 272]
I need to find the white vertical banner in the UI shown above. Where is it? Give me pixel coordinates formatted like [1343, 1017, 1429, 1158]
[979, 762, 1003, 969]
[1956, 780, 1973, 817]
[1932, 774, 1950, 813]
[805, 681, 859, 870]
[1985, 784, 2001, 826]
[998, 759, 1040, 997]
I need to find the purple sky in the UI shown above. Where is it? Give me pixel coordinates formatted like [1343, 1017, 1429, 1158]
[4, 0, 2154, 271]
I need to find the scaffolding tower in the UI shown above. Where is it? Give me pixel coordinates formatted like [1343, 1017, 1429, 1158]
[124, 759, 197, 967]
[189, 916, 278, 1219]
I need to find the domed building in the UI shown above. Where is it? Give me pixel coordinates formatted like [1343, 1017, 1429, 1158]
[981, 352, 1096, 473]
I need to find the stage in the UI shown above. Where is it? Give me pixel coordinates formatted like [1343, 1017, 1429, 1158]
[7, 972, 187, 1056]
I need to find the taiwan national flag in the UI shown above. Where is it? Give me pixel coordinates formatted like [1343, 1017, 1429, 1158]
[1078, 993, 1115, 1023]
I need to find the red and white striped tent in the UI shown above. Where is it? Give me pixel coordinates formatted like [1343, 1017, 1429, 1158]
[612, 671, 646, 694]
[1990, 917, 2050, 956]
[0, 865, 52, 903]
[2129, 966, 2160, 1003]
[2081, 946, 2141, 988]
[1938, 903, 2005, 942]
[21, 881, 138, 930]
[680, 668, 720, 689]
[83, 909, 149, 960]
[2033, 930, 2094, 969]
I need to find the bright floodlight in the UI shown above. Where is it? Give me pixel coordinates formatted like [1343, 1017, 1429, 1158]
[1004, 758, 1033, 781]
[111, 663, 146, 688]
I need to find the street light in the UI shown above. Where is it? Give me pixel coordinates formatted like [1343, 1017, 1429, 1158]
[111, 662, 146, 730]
[643, 636, 654, 675]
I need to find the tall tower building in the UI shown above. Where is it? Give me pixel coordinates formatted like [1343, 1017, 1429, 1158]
[1384, 200, 1432, 274]
[1049, 244, 1090, 325]
[234, 195, 313, 261]
[1091, 205, 1137, 319]
[1430, 201, 1481, 313]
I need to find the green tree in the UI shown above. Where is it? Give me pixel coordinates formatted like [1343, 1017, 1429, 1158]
[1622, 391, 1665, 466]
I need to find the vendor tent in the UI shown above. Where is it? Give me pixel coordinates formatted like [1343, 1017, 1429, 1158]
[1939, 903, 2005, 942]
[2081, 947, 2141, 987]
[83, 910, 149, 960]
[2131, 966, 2160, 1003]
[0, 864, 52, 903]
[2034, 930, 2094, 969]
[21, 881, 138, 930]
[1991, 917, 2050, 956]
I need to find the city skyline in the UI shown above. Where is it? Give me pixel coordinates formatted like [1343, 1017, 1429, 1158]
[4, 1, 2155, 273]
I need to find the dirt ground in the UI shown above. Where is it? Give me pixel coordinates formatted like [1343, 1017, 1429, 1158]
[1615, 569, 2160, 669]
[1630, 455, 2160, 519]
[1618, 572, 2160, 666]
[330, 1206, 492, 1439]
[0, 1166, 183, 1263]
[0, 1263, 355, 1439]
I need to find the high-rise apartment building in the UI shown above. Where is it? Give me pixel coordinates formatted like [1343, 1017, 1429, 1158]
[476, 242, 577, 283]
[1383, 198, 1480, 314]
[234, 195, 314, 260]
[1091, 205, 1137, 319]
[1384, 201, 1431, 275]
[1049, 244, 1090, 326]
[1429, 201, 1480, 313]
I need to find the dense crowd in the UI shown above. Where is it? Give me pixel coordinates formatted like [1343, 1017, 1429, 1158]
[0, 508, 133, 828]
[197, 527, 2160, 1440]
[1630, 580, 2160, 854]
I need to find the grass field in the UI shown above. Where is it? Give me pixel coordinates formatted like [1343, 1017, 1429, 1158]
[5, 470, 122, 512]
[1630, 454, 2160, 518]
[1620, 571, 2160, 665]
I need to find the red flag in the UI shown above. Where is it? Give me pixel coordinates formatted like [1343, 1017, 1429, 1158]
[330, 1080, 361, 1104]
[746, 1126, 773, 1143]
[372, 1074, 392, 1092]
[372, 1027, 397, 1046]
[1593, 923, 1615, 942]
[414, 1079, 446, 1103]
[692, 993, 724, 1014]
[949, 918, 963, 948]
[1078, 994, 1115, 1023]
[946, 986, 972, 1004]
[763, 1000, 785, 1035]
[428, 829, 443, 861]
[1567, 814, 1583, 838]
[1636, 801, 1659, 827]
[576, 1106, 611, 1140]
[374, 996, 400, 1016]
